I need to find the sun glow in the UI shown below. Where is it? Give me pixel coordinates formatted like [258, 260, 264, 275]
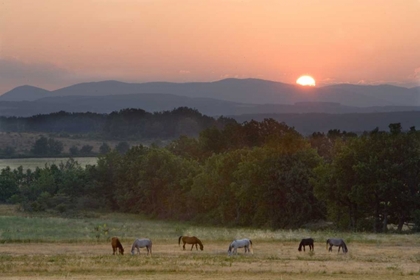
[296, 75, 316, 86]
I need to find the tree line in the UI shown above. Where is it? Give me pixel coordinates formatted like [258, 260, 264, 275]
[0, 107, 232, 139]
[1, 119, 419, 232]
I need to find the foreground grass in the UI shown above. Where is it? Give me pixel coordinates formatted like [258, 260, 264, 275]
[1, 205, 420, 279]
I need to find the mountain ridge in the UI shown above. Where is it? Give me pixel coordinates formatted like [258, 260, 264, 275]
[1, 78, 419, 107]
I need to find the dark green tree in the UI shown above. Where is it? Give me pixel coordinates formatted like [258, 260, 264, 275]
[80, 145, 94, 155]
[99, 142, 111, 154]
[69, 145, 79, 156]
[31, 136, 49, 155]
[115, 142, 130, 155]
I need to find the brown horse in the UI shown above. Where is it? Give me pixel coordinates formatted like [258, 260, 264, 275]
[111, 237, 124, 255]
[178, 236, 203, 251]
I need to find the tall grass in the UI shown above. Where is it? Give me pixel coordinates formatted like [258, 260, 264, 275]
[1, 206, 419, 245]
[1, 205, 420, 279]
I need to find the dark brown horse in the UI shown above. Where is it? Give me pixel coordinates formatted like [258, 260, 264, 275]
[178, 236, 203, 251]
[298, 238, 314, 252]
[111, 237, 124, 255]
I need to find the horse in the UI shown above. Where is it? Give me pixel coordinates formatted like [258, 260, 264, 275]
[131, 238, 152, 256]
[326, 238, 348, 253]
[298, 238, 314, 252]
[178, 236, 204, 251]
[111, 237, 124, 255]
[227, 238, 253, 255]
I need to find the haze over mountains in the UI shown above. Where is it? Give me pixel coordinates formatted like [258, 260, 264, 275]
[1, 78, 420, 117]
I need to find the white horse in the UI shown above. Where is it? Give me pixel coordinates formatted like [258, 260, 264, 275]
[131, 238, 152, 256]
[227, 238, 253, 255]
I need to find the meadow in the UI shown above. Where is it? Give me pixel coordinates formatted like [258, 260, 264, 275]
[0, 157, 98, 170]
[0, 205, 419, 279]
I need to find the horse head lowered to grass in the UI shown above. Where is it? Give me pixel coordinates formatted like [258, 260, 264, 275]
[131, 238, 152, 256]
[178, 236, 203, 251]
[111, 237, 124, 255]
[227, 238, 253, 255]
[298, 238, 314, 252]
[326, 238, 348, 253]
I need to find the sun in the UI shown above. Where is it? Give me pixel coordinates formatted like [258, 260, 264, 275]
[296, 75, 316, 86]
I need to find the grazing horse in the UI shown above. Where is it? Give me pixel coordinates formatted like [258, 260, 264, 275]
[227, 239, 253, 255]
[131, 238, 152, 256]
[326, 238, 348, 253]
[111, 237, 124, 255]
[298, 238, 314, 252]
[178, 236, 204, 251]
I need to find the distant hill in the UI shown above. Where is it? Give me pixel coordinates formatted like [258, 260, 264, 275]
[1, 78, 419, 107]
[1, 85, 51, 101]
[2, 93, 420, 117]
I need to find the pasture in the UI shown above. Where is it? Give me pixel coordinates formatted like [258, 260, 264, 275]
[0, 205, 419, 280]
[0, 157, 98, 170]
[0, 132, 147, 156]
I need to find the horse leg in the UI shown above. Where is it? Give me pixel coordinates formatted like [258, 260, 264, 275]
[328, 245, 333, 252]
[183, 243, 186, 250]
[190, 244, 194, 251]
[303, 245, 306, 252]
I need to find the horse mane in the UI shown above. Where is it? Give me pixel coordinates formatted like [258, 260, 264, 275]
[178, 236, 183, 246]
[195, 237, 203, 248]
[117, 239, 123, 250]
[342, 240, 348, 253]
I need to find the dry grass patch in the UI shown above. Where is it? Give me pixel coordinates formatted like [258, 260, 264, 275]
[1, 206, 419, 279]
[0, 241, 419, 279]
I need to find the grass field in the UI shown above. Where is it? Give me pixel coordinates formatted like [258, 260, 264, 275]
[0, 205, 419, 279]
[0, 132, 148, 155]
[0, 157, 98, 170]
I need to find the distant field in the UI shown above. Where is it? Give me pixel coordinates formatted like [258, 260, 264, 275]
[0, 205, 419, 279]
[0, 157, 98, 170]
[0, 131, 148, 154]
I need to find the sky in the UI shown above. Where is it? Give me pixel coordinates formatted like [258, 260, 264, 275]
[1, 0, 420, 94]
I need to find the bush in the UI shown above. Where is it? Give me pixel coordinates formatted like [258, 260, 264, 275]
[69, 146, 79, 155]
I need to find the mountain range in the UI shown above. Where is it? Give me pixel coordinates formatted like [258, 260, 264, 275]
[1, 78, 420, 117]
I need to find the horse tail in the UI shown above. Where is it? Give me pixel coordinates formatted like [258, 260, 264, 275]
[249, 239, 253, 254]
[228, 242, 233, 253]
[178, 236, 182, 246]
[326, 239, 329, 250]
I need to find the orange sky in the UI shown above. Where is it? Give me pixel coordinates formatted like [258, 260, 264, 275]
[1, 0, 419, 93]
